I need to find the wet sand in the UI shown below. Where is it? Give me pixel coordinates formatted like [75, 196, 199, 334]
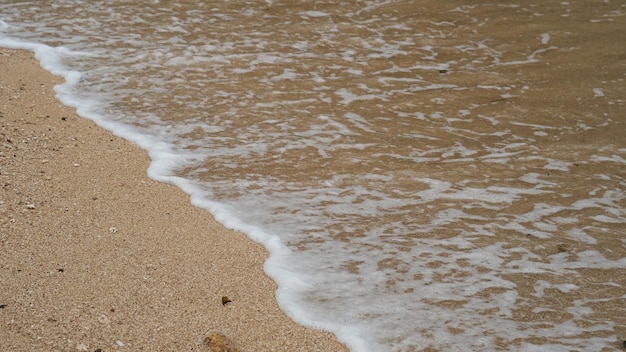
[0, 48, 348, 351]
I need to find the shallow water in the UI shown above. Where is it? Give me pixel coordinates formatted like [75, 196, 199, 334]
[1, 1, 625, 350]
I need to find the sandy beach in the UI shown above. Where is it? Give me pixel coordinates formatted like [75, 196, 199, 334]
[0, 48, 348, 351]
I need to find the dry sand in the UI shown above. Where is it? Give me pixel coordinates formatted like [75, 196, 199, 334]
[0, 48, 348, 351]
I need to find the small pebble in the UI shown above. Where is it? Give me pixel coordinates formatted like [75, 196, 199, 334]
[109, 226, 118, 234]
[97, 314, 111, 325]
[25, 204, 36, 209]
[221, 296, 232, 306]
[204, 333, 239, 352]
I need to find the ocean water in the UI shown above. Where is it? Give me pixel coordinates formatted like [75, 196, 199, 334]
[2, 1, 625, 350]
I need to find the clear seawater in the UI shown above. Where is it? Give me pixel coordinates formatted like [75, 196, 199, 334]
[1, 1, 625, 351]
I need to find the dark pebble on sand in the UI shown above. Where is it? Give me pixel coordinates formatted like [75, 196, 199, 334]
[222, 296, 232, 306]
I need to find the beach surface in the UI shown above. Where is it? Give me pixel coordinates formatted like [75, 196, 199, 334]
[0, 48, 348, 351]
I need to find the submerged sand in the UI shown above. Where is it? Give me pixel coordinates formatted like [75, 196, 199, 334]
[0, 48, 348, 351]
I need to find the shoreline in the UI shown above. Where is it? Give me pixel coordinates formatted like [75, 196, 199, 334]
[0, 48, 348, 351]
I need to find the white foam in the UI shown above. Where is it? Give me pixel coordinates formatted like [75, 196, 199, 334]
[0, 20, 11, 31]
[335, 88, 381, 105]
[300, 11, 329, 18]
[590, 154, 626, 164]
[593, 87, 605, 97]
